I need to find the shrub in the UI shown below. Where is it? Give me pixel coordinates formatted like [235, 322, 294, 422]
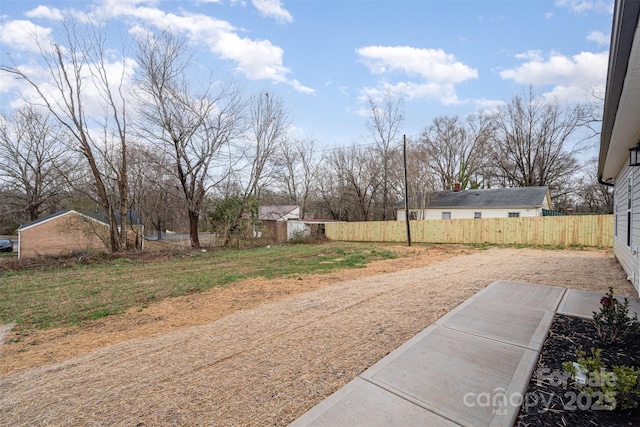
[593, 287, 640, 344]
[563, 346, 640, 410]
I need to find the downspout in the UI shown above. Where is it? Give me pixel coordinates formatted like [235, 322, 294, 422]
[599, 176, 615, 187]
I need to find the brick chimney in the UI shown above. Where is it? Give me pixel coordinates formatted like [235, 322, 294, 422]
[453, 182, 461, 192]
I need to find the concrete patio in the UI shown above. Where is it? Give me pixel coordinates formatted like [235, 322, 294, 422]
[290, 280, 640, 427]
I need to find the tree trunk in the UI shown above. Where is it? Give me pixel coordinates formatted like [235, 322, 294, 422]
[107, 206, 121, 253]
[189, 210, 200, 249]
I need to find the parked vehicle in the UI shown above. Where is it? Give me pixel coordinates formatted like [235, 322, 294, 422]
[0, 238, 13, 252]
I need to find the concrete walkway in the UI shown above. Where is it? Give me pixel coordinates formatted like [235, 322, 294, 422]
[290, 280, 640, 427]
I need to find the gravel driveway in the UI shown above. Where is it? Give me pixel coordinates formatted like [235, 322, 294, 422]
[0, 247, 635, 426]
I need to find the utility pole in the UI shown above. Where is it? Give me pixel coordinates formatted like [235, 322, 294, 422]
[403, 134, 411, 246]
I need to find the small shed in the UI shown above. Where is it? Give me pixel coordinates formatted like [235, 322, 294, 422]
[258, 205, 300, 242]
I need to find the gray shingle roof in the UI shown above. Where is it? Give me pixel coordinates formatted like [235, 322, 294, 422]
[258, 205, 299, 221]
[17, 210, 74, 231]
[414, 187, 549, 209]
[18, 209, 144, 231]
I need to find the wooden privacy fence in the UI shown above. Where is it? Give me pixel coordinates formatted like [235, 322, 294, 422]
[325, 215, 614, 247]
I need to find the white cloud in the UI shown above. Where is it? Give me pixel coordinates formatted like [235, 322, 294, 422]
[0, 20, 54, 52]
[356, 45, 477, 104]
[252, 0, 293, 23]
[26, 5, 64, 21]
[289, 79, 315, 94]
[474, 98, 505, 113]
[500, 50, 608, 102]
[361, 81, 460, 105]
[554, 0, 613, 14]
[357, 46, 477, 83]
[0, 71, 21, 93]
[515, 50, 544, 62]
[6, 57, 139, 116]
[587, 30, 609, 46]
[98, 0, 311, 93]
[540, 84, 599, 103]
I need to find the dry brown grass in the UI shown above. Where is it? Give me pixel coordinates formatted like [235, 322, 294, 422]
[0, 246, 635, 426]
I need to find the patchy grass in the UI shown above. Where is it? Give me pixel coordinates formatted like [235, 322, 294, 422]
[0, 242, 398, 330]
[467, 242, 593, 251]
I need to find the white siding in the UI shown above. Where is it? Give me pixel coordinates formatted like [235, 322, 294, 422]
[286, 220, 309, 240]
[397, 208, 541, 221]
[613, 162, 640, 294]
[282, 207, 300, 221]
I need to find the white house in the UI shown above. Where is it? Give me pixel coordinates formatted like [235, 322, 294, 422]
[397, 186, 553, 221]
[598, 0, 640, 295]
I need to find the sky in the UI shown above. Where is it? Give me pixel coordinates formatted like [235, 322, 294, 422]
[0, 0, 614, 151]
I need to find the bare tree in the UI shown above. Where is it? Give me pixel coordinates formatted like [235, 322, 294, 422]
[576, 158, 614, 214]
[404, 137, 436, 218]
[420, 114, 491, 191]
[0, 21, 131, 252]
[488, 87, 592, 196]
[366, 91, 404, 220]
[245, 91, 290, 198]
[0, 106, 72, 221]
[219, 90, 290, 245]
[274, 136, 323, 218]
[316, 163, 349, 220]
[135, 31, 244, 248]
[127, 143, 184, 241]
[325, 145, 381, 221]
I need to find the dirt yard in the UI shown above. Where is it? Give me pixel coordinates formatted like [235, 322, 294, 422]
[0, 245, 636, 426]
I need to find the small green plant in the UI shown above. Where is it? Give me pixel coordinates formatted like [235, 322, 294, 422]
[562, 347, 604, 377]
[563, 346, 640, 410]
[369, 248, 397, 259]
[593, 287, 640, 344]
[612, 365, 640, 409]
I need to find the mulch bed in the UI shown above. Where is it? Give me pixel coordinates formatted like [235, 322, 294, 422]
[515, 314, 640, 426]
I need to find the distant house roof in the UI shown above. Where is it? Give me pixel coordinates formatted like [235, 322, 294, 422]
[18, 210, 103, 232]
[18, 209, 143, 232]
[406, 187, 551, 209]
[82, 210, 144, 226]
[258, 205, 300, 221]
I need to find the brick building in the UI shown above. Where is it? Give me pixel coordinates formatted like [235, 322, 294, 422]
[17, 210, 143, 258]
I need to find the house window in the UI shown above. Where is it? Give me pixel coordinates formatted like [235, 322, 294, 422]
[442, 212, 451, 220]
[508, 212, 520, 218]
[474, 212, 481, 219]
